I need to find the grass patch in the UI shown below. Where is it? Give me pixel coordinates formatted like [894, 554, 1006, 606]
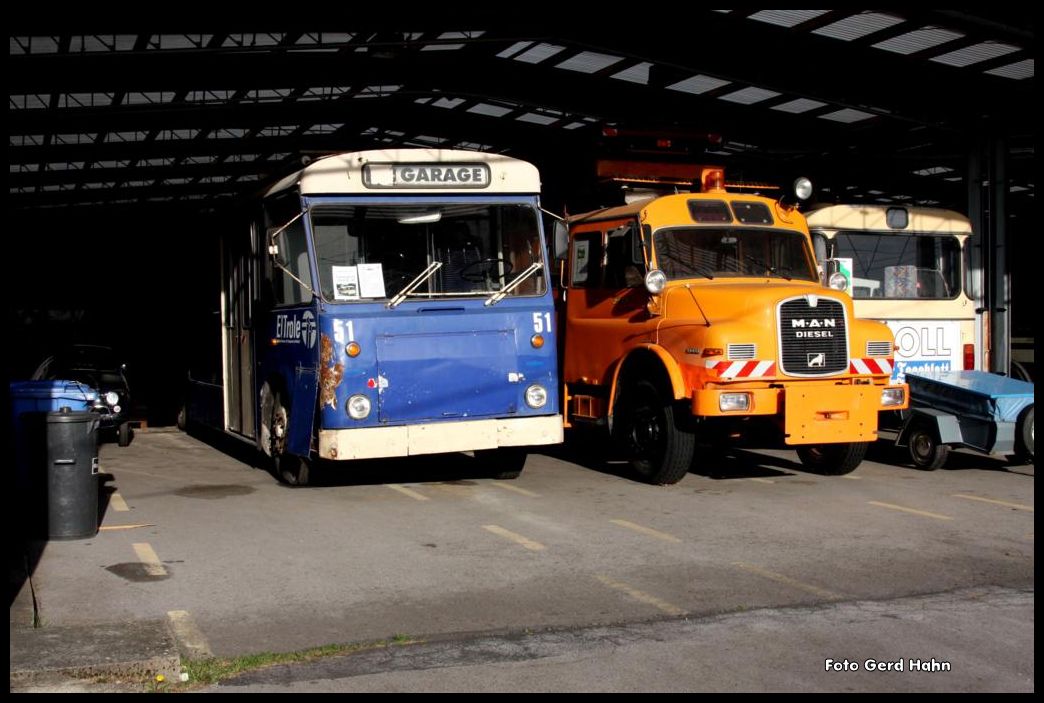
[181, 635, 418, 688]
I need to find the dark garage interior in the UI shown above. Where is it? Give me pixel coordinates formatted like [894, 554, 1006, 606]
[7, 10, 1035, 425]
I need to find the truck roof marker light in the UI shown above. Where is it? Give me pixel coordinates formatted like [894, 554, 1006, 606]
[702, 168, 726, 193]
[531, 334, 545, 349]
[346, 341, 361, 358]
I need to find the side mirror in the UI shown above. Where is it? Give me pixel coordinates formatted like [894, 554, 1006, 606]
[553, 221, 569, 260]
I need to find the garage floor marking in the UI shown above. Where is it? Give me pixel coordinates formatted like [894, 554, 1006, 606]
[868, 501, 953, 520]
[110, 493, 130, 511]
[732, 562, 842, 600]
[132, 542, 168, 577]
[952, 494, 1033, 512]
[386, 484, 430, 501]
[610, 519, 682, 543]
[167, 610, 213, 659]
[490, 482, 540, 497]
[482, 525, 545, 551]
[594, 574, 685, 616]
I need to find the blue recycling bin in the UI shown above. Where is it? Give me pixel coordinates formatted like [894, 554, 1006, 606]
[10, 380, 97, 537]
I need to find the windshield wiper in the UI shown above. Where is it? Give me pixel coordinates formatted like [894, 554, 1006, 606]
[386, 262, 442, 309]
[744, 255, 792, 280]
[484, 262, 542, 306]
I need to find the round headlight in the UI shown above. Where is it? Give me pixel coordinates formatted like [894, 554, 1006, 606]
[524, 384, 548, 409]
[793, 177, 813, 201]
[644, 269, 667, 295]
[347, 394, 371, 420]
[105, 391, 120, 406]
[828, 272, 849, 291]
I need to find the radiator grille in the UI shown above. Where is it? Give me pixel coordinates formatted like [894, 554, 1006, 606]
[778, 297, 848, 376]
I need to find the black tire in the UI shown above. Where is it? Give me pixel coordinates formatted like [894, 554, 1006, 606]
[476, 448, 527, 480]
[616, 379, 695, 485]
[270, 392, 310, 486]
[117, 421, 132, 447]
[176, 404, 187, 431]
[1014, 405, 1034, 463]
[1011, 361, 1033, 383]
[907, 423, 950, 470]
[796, 442, 869, 475]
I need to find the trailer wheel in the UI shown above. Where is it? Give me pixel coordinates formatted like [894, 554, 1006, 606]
[907, 423, 950, 470]
[270, 392, 310, 486]
[1014, 406, 1034, 463]
[616, 379, 694, 485]
[476, 448, 527, 480]
[796, 442, 868, 475]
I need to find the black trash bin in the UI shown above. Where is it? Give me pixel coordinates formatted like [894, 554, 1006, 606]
[46, 407, 100, 540]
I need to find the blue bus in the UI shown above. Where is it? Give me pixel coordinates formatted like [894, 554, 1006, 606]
[187, 149, 562, 484]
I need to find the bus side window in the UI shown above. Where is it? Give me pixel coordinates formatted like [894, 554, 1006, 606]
[271, 217, 314, 306]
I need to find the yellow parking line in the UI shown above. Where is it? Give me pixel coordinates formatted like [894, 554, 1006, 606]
[733, 562, 842, 600]
[952, 494, 1033, 512]
[167, 610, 213, 660]
[748, 478, 775, 484]
[110, 493, 130, 511]
[482, 525, 545, 551]
[490, 482, 540, 497]
[868, 501, 953, 521]
[594, 574, 686, 616]
[841, 475, 862, 480]
[386, 484, 430, 501]
[610, 519, 682, 543]
[99, 524, 154, 531]
[132, 542, 168, 577]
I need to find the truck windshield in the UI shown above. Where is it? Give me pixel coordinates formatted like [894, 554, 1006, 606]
[653, 227, 816, 282]
[309, 203, 545, 302]
[823, 231, 961, 300]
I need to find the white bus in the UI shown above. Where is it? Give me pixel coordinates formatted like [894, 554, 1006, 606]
[807, 204, 977, 383]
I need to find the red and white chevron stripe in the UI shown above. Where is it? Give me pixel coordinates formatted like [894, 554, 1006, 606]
[706, 360, 777, 378]
[849, 358, 893, 375]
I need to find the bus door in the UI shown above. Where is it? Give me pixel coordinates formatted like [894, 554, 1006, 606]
[222, 223, 257, 438]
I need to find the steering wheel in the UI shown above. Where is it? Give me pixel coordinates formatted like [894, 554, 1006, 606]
[459, 257, 513, 283]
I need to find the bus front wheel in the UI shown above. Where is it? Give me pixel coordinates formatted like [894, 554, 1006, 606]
[270, 392, 310, 487]
[476, 448, 527, 480]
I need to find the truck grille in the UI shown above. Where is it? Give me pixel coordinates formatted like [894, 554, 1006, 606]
[777, 296, 848, 376]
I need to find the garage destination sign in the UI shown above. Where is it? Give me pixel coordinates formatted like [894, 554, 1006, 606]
[363, 163, 491, 189]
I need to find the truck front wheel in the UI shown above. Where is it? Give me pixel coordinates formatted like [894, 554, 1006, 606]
[796, 442, 868, 475]
[616, 380, 694, 485]
[1014, 406, 1034, 463]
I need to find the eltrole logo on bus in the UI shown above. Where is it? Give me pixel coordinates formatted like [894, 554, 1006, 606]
[275, 311, 317, 349]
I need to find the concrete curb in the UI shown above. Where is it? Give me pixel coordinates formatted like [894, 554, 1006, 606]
[9, 619, 181, 687]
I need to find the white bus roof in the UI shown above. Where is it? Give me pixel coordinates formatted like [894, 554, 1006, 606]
[806, 204, 972, 235]
[265, 149, 541, 197]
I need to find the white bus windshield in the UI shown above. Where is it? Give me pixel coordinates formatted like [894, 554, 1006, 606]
[824, 232, 961, 300]
[309, 203, 545, 302]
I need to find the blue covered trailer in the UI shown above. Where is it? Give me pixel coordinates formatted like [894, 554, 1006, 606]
[897, 371, 1034, 469]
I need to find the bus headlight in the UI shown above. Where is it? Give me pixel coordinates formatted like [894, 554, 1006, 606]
[828, 272, 848, 291]
[525, 384, 548, 409]
[719, 393, 751, 412]
[881, 387, 906, 407]
[347, 394, 372, 420]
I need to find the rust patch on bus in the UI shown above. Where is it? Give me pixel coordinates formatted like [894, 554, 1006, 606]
[319, 334, 345, 409]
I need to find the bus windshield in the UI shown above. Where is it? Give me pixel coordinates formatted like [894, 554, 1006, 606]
[653, 227, 817, 282]
[824, 231, 961, 300]
[310, 203, 545, 302]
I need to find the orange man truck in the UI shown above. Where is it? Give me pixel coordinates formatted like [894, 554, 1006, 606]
[556, 166, 908, 483]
